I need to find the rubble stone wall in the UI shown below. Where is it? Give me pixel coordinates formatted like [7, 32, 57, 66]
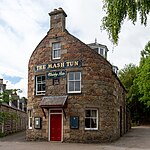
[0, 104, 27, 135]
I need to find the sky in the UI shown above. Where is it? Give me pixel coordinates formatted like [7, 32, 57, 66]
[0, 0, 150, 97]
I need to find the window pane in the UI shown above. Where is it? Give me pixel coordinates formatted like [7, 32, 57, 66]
[56, 43, 61, 49]
[91, 110, 97, 117]
[54, 50, 58, 58]
[53, 43, 60, 49]
[69, 72, 74, 80]
[37, 84, 42, 91]
[42, 76, 45, 81]
[42, 84, 46, 91]
[37, 76, 41, 82]
[69, 81, 74, 91]
[29, 117, 32, 127]
[100, 48, 103, 55]
[75, 72, 80, 80]
[85, 118, 90, 128]
[58, 50, 61, 58]
[75, 81, 80, 91]
[37, 84, 45, 91]
[53, 52, 55, 58]
[53, 43, 56, 49]
[85, 110, 91, 117]
[94, 48, 99, 53]
[91, 118, 97, 128]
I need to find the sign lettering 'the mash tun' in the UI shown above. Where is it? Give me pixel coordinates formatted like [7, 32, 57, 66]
[35, 60, 82, 72]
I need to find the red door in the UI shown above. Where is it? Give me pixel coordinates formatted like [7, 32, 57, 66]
[50, 114, 62, 141]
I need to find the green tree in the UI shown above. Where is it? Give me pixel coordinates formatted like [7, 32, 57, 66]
[119, 64, 137, 90]
[118, 64, 139, 102]
[119, 42, 150, 124]
[0, 89, 21, 104]
[0, 90, 19, 135]
[137, 41, 150, 107]
[118, 64, 143, 124]
[102, 0, 150, 44]
[0, 91, 9, 104]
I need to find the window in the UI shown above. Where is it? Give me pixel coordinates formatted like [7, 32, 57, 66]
[28, 110, 32, 129]
[52, 42, 61, 59]
[68, 72, 81, 93]
[85, 109, 98, 130]
[100, 48, 104, 56]
[94, 48, 99, 53]
[94, 47, 106, 58]
[36, 75, 46, 95]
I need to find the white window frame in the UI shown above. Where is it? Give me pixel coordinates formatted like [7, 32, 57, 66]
[36, 75, 46, 95]
[85, 109, 98, 130]
[28, 110, 32, 129]
[68, 72, 81, 93]
[52, 42, 61, 60]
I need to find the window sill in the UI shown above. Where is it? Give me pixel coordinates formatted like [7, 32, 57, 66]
[52, 57, 61, 60]
[85, 128, 98, 131]
[68, 91, 81, 94]
[36, 93, 45, 96]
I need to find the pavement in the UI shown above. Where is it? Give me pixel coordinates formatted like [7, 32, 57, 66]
[0, 131, 26, 142]
[0, 126, 150, 150]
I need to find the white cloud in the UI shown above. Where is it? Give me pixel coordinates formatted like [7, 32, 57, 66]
[13, 78, 28, 98]
[0, 0, 150, 97]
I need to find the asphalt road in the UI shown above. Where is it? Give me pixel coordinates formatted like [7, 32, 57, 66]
[0, 126, 150, 150]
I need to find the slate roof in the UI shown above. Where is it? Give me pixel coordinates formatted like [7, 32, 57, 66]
[40, 95, 67, 108]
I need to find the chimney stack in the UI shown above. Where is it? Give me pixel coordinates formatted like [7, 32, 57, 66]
[0, 79, 3, 84]
[49, 8, 67, 31]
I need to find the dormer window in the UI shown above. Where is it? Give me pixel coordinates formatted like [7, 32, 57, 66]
[88, 41, 109, 60]
[52, 42, 61, 60]
[94, 47, 107, 59]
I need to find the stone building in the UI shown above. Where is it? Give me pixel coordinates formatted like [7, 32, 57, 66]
[0, 79, 27, 135]
[26, 8, 128, 142]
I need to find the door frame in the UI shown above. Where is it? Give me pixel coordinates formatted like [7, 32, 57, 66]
[48, 108, 63, 142]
